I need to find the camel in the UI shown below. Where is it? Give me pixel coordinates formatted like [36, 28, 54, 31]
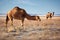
[46, 12, 54, 19]
[6, 6, 41, 28]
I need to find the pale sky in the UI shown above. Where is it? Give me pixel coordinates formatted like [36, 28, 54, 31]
[0, 0, 60, 15]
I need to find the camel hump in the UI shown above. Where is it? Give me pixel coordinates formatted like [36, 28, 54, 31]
[13, 6, 23, 10]
[14, 6, 19, 8]
[14, 6, 20, 9]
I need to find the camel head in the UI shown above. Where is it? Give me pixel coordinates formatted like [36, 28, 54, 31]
[36, 16, 41, 21]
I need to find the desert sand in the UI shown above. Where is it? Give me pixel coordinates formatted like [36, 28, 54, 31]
[0, 16, 60, 40]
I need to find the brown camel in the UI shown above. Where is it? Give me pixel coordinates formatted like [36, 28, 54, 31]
[6, 6, 41, 28]
[46, 12, 54, 19]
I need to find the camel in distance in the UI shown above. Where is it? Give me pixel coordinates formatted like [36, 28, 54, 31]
[46, 12, 54, 19]
[6, 6, 41, 28]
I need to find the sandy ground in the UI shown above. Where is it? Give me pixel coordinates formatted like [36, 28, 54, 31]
[0, 16, 60, 40]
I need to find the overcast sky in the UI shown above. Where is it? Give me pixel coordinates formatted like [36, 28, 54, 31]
[0, 0, 60, 15]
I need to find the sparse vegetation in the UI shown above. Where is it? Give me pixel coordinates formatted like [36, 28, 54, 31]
[0, 16, 60, 40]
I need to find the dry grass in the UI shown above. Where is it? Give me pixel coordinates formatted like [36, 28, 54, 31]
[0, 16, 60, 40]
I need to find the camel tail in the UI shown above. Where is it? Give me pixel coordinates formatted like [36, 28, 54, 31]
[6, 15, 9, 27]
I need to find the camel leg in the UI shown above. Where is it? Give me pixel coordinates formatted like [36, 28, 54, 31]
[46, 17, 48, 19]
[6, 19, 9, 32]
[6, 15, 10, 32]
[50, 17, 52, 19]
[6, 19, 9, 28]
[39, 18, 41, 21]
[11, 18, 13, 26]
[21, 18, 24, 27]
[7, 18, 14, 32]
[6, 15, 9, 27]
[6, 19, 9, 27]
[8, 15, 13, 26]
[21, 18, 25, 30]
[8, 17, 13, 26]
